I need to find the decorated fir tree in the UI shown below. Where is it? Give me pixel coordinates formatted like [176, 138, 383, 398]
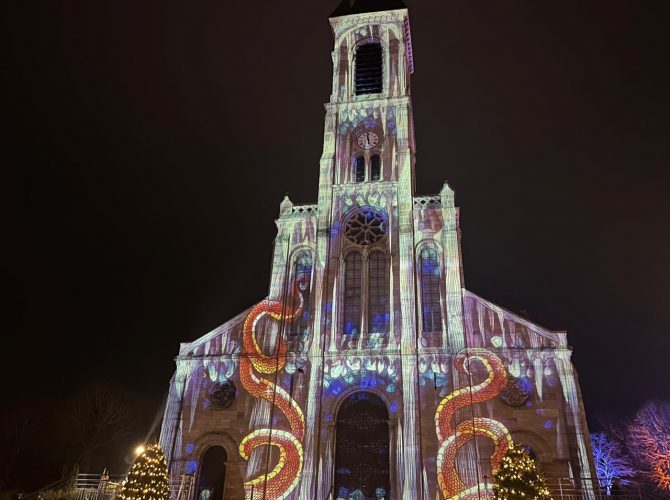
[493, 443, 552, 499]
[119, 442, 170, 500]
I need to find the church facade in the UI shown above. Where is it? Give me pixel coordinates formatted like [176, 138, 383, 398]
[159, 2, 597, 499]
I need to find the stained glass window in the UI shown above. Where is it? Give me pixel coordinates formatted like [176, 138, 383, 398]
[344, 208, 386, 246]
[288, 252, 312, 340]
[420, 247, 441, 333]
[368, 251, 388, 335]
[344, 252, 362, 337]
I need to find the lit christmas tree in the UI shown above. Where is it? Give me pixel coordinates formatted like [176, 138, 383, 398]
[119, 443, 170, 500]
[493, 443, 553, 499]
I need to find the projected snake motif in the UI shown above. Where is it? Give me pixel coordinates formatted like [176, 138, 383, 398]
[239, 280, 305, 500]
[435, 348, 513, 499]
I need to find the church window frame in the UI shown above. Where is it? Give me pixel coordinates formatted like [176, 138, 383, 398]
[343, 250, 364, 337]
[340, 208, 391, 346]
[370, 153, 381, 181]
[195, 444, 229, 500]
[353, 155, 366, 183]
[416, 243, 444, 338]
[350, 151, 383, 184]
[287, 249, 313, 345]
[353, 40, 384, 96]
[367, 250, 389, 336]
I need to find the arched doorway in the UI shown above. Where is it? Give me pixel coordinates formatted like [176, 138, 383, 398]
[334, 392, 390, 499]
[196, 446, 227, 500]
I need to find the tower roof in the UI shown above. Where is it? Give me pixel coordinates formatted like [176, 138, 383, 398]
[330, 0, 408, 18]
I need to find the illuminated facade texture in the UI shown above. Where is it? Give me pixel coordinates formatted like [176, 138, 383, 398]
[159, 1, 597, 499]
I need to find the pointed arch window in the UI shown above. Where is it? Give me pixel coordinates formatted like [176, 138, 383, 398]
[355, 42, 383, 95]
[368, 251, 388, 335]
[288, 252, 312, 340]
[344, 252, 363, 336]
[354, 155, 365, 183]
[370, 154, 381, 181]
[419, 247, 441, 333]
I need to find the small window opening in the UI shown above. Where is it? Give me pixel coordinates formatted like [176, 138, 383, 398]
[355, 43, 383, 95]
[354, 156, 365, 183]
[370, 154, 381, 181]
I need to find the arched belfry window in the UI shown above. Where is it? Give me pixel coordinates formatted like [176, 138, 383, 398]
[370, 154, 381, 181]
[196, 446, 227, 500]
[368, 251, 388, 335]
[344, 252, 363, 336]
[355, 42, 383, 95]
[288, 252, 312, 340]
[354, 155, 365, 183]
[334, 392, 390, 499]
[419, 247, 442, 333]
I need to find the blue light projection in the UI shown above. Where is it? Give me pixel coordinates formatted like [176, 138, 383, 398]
[186, 460, 197, 475]
[324, 357, 401, 396]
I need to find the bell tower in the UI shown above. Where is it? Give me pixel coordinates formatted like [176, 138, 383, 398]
[320, 0, 415, 188]
[302, 1, 429, 497]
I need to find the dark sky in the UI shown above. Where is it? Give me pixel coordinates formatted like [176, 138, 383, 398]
[6, 0, 670, 448]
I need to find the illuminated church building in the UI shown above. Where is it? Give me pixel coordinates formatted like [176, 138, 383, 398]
[159, 1, 597, 499]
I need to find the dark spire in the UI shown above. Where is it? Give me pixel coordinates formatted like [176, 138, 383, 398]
[330, 0, 407, 18]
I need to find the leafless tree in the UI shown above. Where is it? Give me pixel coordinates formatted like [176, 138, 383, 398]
[591, 431, 636, 494]
[0, 406, 38, 490]
[56, 384, 135, 472]
[628, 401, 670, 492]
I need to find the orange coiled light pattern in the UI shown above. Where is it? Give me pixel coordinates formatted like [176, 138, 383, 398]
[435, 348, 513, 500]
[239, 280, 306, 500]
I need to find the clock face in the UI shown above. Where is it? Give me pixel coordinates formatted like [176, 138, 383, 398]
[357, 131, 380, 150]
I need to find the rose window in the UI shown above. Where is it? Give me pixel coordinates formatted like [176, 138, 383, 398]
[209, 380, 237, 409]
[498, 376, 532, 407]
[344, 208, 386, 246]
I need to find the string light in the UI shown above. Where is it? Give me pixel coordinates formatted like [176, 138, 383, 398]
[120, 442, 170, 500]
[493, 443, 553, 499]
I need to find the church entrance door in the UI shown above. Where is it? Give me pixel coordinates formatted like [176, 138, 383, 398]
[196, 446, 227, 500]
[334, 392, 390, 499]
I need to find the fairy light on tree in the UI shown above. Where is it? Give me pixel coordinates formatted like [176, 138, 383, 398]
[493, 443, 552, 499]
[119, 442, 170, 500]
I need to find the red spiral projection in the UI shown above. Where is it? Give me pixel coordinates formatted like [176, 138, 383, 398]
[239, 280, 306, 500]
[435, 348, 513, 499]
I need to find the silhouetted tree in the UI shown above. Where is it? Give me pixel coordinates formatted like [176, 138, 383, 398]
[56, 384, 135, 472]
[0, 406, 37, 490]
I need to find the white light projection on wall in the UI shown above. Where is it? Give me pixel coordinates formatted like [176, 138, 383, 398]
[158, 5, 597, 500]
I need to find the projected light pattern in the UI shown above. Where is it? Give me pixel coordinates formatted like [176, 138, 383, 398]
[324, 356, 401, 395]
[157, 4, 597, 499]
[238, 279, 306, 500]
[435, 349, 512, 499]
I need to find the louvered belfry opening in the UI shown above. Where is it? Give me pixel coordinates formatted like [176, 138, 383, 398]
[355, 42, 383, 95]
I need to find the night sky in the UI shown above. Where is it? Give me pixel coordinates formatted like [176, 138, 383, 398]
[5, 0, 670, 486]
